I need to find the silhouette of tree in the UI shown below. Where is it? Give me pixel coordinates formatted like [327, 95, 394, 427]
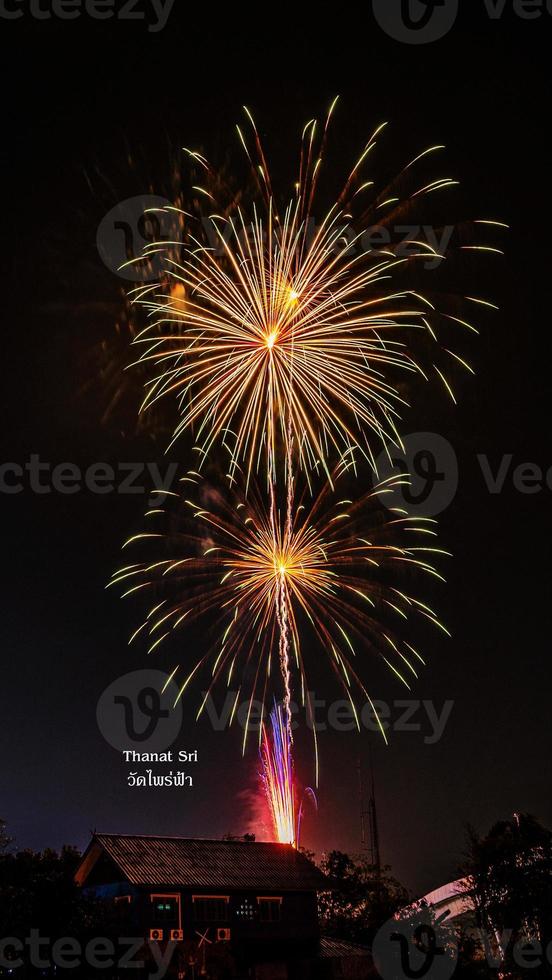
[461, 812, 552, 977]
[0, 845, 87, 937]
[318, 850, 410, 945]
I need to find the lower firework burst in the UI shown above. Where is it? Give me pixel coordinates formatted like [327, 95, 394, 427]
[109, 463, 450, 779]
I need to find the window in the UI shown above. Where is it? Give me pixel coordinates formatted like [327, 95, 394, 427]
[192, 896, 229, 922]
[235, 898, 256, 921]
[257, 897, 282, 922]
[113, 895, 132, 920]
[150, 894, 181, 926]
[152, 900, 177, 922]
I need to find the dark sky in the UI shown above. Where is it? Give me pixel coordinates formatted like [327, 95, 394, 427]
[2, 3, 552, 897]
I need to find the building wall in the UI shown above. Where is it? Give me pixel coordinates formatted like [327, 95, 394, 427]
[86, 885, 319, 954]
[141, 888, 318, 941]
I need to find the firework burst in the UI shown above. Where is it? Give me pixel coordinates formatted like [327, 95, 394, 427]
[109, 463, 450, 781]
[128, 102, 504, 484]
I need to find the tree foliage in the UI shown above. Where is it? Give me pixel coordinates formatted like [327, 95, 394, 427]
[461, 812, 552, 976]
[318, 850, 410, 945]
[0, 844, 89, 936]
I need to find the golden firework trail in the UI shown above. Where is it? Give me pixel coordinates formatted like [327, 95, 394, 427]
[109, 464, 451, 783]
[127, 100, 505, 486]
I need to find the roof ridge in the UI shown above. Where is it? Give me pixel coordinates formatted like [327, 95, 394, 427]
[94, 832, 292, 846]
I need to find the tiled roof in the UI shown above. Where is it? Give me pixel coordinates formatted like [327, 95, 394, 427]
[81, 833, 327, 892]
[319, 937, 371, 959]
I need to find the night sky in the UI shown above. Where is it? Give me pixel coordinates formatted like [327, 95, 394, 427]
[2, 4, 552, 898]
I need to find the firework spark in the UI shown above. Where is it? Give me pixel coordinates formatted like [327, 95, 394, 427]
[260, 703, 296, 845]
[109, 464, 450, 781]
[128, 102, 504, 484]
[260, 702, 318, 846]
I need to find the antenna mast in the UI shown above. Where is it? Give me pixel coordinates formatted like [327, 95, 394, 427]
[358, 749, 381, 872]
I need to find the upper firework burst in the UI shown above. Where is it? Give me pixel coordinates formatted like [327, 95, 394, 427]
[128, 100, 505, 483]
